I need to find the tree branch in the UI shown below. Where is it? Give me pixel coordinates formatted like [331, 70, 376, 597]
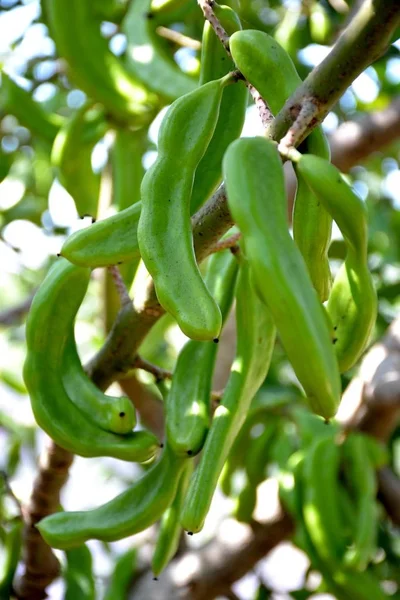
[129, 512, 294, 600]
[0, 292, 36, 328]
[329, 95, 400, 171]
[13, 441, 73, 600]
[268, 0, 400, 144]
[338, 316, 400, 525]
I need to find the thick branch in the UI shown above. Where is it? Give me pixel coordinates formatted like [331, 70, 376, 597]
[338, 316, 400, 525]
[0, 293, 36, 327]
[268, 0, 400, 144]
[129, 512, 294, 600]
[329, 95, 400, 171]
[186, 514, 294, 600]
[13, 441, 73, 600]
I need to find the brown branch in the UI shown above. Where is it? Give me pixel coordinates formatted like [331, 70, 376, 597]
[377, 467, 400, 526]
[131, 355, 172, 382]
[0, 471, 23, 518]
[129, 512, 294, 600]
[197, 0, 273, 127]
[119, 377, 165, 439]
[186, 514, 294, 600]
[156, 26, 201, 50]
[13, 441, 74, 600]
[0, 293, 36, 327]
[108, 265, 131, 308]
[208, 232, 241, 254]
[338, 316, 400, 525]
[198, 0, 230, 51]
[329, 95, 400, 171]
[268, 0, 400, 144]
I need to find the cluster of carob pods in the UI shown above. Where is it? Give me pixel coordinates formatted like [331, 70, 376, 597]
[21, 0, 378, 583]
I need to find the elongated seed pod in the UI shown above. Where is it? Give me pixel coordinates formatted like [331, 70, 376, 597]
[64, 544, 95, 600]
[229, 28, 332, 300]
[296, 155, 377, 372]
[223, 137, 341, 419]
[0, 71, 64, 142]
[0, 520, 23, 599]
[152, 459, 194, 576]
[342, 433, 378, 571]
[51, 103, 107, 218]
[180, 259, 276, 533]
[60, 203, 141, 268]
[302, 437, 347, 563]
[235, 420, 278, 523]
[190, 4, 248, 213]
[104, 127, 145, 330]
[138, 78, 232, 340]
[123, 0, 196, 101]
[44, 0, 158, 125]
[37, 444, 186, 548]
[103, 548, 137, 600]
[23, 259, 158, 461]
[294, 128, 332, 302]
[62, 334, 136, 434]
[166, 249, 238, 456]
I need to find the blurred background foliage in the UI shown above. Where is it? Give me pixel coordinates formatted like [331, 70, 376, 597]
[0, 0, 399, 598]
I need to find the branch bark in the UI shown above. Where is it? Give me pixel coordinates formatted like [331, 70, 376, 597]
[268, 0, 400, 144]
[338, 316, 400, 525]
[329, 96, 400, 170]
[0, 292, 36, 327]
[129, 512, 294, 600]
[13, 441, 73, 600]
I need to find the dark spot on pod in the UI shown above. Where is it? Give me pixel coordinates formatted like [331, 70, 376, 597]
[160, 443, 164, 448]
[332, 338, 338, 344]
[91, 217, 96, 223]
[155, 377, 163, 384]
[119, 412, 125, 417]
[198, 232, 203, 236]
[153, 576, 158, 581]
[117, 261, 123, 265]
[187, 450, 193, 456]
[213, 338, 219, 344]
[146, 11, 154, 18]
[333, 326, 337, 330]
[56, 253, 61, 257]
[324, 418, 331, 425]
[187, 531, 193, 536]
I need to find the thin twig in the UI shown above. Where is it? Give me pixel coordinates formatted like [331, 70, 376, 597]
[156, 26, 201, 50]
[209, 232, 241, 254]
[327, 0, 349, 13]
[197, 0, 273, 127]
[13, 441, 74, 600]
[278, 98, 319, 153]
[0, 471, 23, 518]
[198, 0, 230, 51]
[132, 356, 172, 382]
[0, 292, 36, 327]
[108, 265, 132, 308]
